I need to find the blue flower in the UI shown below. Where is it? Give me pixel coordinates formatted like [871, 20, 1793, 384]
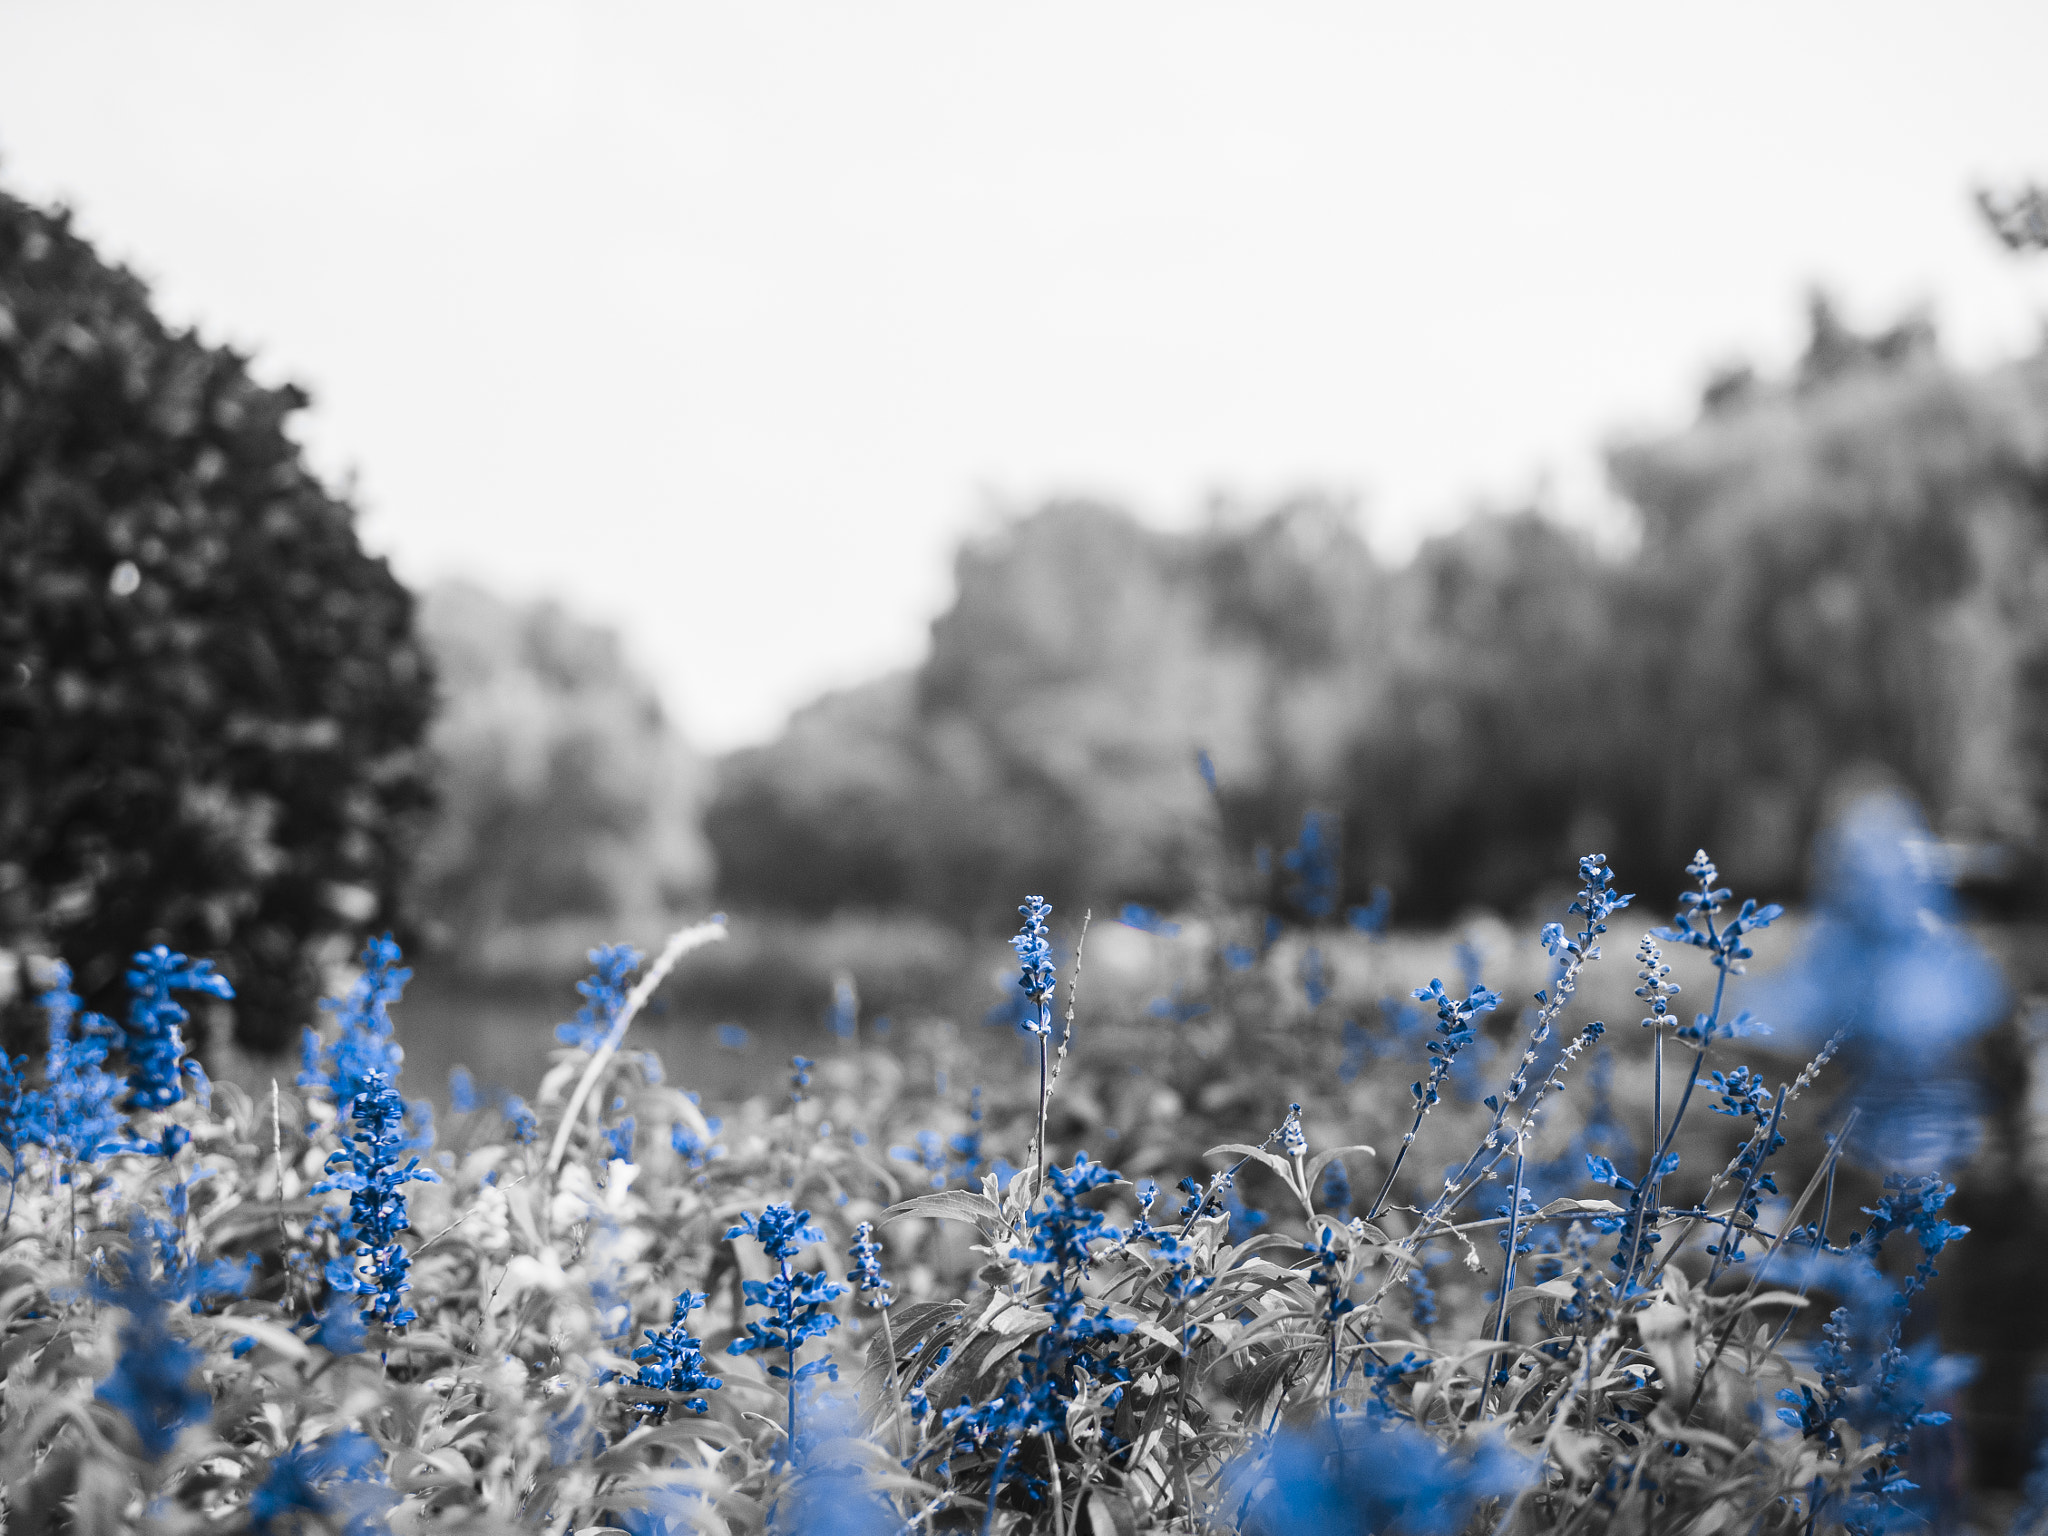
[92, 1260, 211, 1459]
[503, 1095, 538, 1145]
[1282, 810, 1342, 921]
[725, 1203, 844, 1449]
[0, 1043, 42, 1182]
[848, 1220, 891, 1308]
[1760, 794, 2005, 1164]
[1243, 1419, 1533, 1535]
[1010, 896, 1057, 1037]
[727, 1202, 827, 1261]
[1117, 903, 1181, 937]
[1320, 1157, 1353, 1216]
[1406, 977, 1501, 1115]
[556, 944, 643, 1052]
[301, 934, 408, 1115]
[123, 945, 234, 1112]
[631, 1288, 722, 1419]
[1654, 849, 1780, 983]
[448, 1066, 478, 1114]
[312, 1070, 439, 1329]
[945, 1154, 1135, 1504]
[248, 1431, 389, 1534]
[1347, 886, 1393, 935]
[603, 1117, 636, 1162]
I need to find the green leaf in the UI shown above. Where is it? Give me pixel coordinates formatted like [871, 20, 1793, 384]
[881, 1188, 1004, 1229]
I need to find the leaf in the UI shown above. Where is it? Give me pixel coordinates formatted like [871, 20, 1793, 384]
[1304, 1145, 1378, 1193]
[1538, 1197, 1624, 1218]
[1079, 1487, 1143, 1536]
[1204, 1143, 1296, 1185]
[881, 1188, 1004, 1229]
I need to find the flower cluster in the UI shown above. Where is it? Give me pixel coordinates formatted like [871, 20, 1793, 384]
[1282, 809, 1342, 921]
[556, 943, 643, 1051]
[92, 1258, 212, 1460]
[848, 1221, 891, 1310]
[301, 933, 409, 1112]
[725, 1204, 845, 1446]
[1010, 896, 1057, 1037]
[1656, 848, 1784, 981]
[1406, 978, 1502, 1117]
[631, 1289, 722, 1419]
[34, 962, 125, 1172]
[313, 1070, 439, 1329]
[122, 944, 234, 1111]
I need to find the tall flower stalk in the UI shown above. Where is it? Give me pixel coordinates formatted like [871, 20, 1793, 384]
[725, 1203, 845, 1458]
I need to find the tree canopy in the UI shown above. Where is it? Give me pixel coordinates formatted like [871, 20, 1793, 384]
[711, 303, 2048, 929]
[0, 191, 434, 1048]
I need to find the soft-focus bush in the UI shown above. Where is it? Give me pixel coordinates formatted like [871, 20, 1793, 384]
[410, 581, 712, 969]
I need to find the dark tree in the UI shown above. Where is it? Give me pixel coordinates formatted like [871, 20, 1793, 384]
[0, 190, 434, 1050]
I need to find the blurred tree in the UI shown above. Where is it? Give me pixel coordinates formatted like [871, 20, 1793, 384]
[707, 497, 1397, 928]
[711, 303, 2048, 930]
[409, 582, 712, 970]
[1978, 183, 2048, 252]
[0, 190, 433, 1048]
[1339, 511, 1632, 918]
[1608, 297, 2048, 907]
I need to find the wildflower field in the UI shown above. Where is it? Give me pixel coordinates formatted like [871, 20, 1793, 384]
[0, 793, 2021, 1535]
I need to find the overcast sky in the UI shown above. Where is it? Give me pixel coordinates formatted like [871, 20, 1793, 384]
[4, 3, 2047, 749]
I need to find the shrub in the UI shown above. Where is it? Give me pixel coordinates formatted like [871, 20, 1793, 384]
[0, 796, 2006, 1532]
[0, 188, 434, 1049]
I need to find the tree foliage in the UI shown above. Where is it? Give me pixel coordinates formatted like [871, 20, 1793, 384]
[713, 304, 2048, 928]
[0, 190, 433, 1048]
[410, 581, 711, 972]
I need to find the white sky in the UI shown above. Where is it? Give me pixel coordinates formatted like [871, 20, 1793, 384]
[4, 3, 2047, 750]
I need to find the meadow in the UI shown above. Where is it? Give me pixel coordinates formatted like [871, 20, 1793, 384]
[0, 794, 2023, 1534]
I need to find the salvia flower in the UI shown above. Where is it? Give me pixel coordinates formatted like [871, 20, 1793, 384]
[0, 1044, 42, 1185]
[726, 1203, 844, 1450]
[555, 944, 642, 1052]
[1010, 895, 1057, 1037]
[848, 1221, 891, 1308]
[1407, 978, 1502, 1116]
[313, 1070, 439, 1329]
[1655, 848, 1783, 979]
[946, 1154, 1134, 1506]
[1320, 1157, 1353, 1216]
[248, 1431, 390, 1534]
[92, 1260, 211, 1459]
[503, 1095, 538, 1145]
[1242, 1418, 1533, 1536]
[301, 933, 408, 1114]
[632, 1288, 722, 1419]
[1282, 1103, 1308, 1158]
[123, 944, 234, 1111]
[1282, 809, 1342, 921]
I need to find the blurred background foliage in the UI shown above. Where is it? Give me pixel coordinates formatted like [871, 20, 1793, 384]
[409, 580, 711, 975]
[7, 176, 2048, 1039]
[712, 293, 2048, 934]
